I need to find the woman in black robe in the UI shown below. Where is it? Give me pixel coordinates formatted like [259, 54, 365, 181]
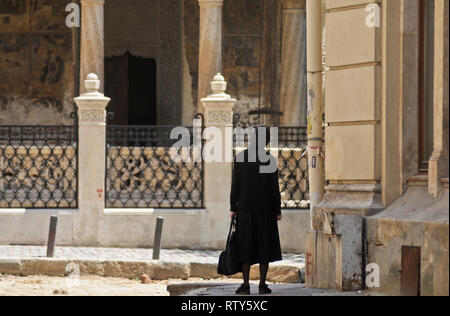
[230, 127, 283, 295]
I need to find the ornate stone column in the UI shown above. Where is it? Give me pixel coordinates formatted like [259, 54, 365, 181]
[200, 74, 236, 248]
[197, 0, 223, 113]
[73, 74, 110, 246]
[80, 0, 105, 93]
[280, 0, 307, 127]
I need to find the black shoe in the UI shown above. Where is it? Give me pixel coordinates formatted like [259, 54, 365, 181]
[235, 284, 250, 295]
[259, 284, 272, 295]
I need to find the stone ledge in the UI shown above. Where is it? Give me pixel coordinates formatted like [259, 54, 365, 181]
[407, 174, 429, 187]
[312, 184, 383, 230]
[0, 258, 190, 280]
[0, 258, 303, 283]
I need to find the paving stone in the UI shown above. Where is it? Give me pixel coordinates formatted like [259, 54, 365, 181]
[181, 284, 372, 296]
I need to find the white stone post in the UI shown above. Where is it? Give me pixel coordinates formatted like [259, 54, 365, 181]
[73, 74, 110, 246]
[80, 0, 105, 93]
[200, 74, 237, 248]
[198, 0, 223, 111]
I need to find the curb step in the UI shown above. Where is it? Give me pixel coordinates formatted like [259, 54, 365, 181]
[0, 258, 303, 283]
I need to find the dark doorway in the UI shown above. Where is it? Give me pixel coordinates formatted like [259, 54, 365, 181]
[105, 52, 157, 126]
[401, 246, 421, 296]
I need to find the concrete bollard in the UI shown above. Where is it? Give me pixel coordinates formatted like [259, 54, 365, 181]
[46, 216, 58, 258]
[153, 217, 164, 260]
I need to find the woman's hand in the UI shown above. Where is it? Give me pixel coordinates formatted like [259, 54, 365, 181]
[277, 214, 283, 221]
[230, 212, 236, 220]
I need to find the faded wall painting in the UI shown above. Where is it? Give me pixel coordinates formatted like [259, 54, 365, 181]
[0, 0, 76, 125]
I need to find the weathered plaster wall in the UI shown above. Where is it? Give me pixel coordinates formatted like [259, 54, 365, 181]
[0, 0, 76, 125]
[366, 186, 449, 296]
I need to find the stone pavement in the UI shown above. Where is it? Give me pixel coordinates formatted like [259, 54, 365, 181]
[0, 246, 305, 283]
[178, 283, 372, 296]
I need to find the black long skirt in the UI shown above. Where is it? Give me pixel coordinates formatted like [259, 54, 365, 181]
[236, 211, 282, 265]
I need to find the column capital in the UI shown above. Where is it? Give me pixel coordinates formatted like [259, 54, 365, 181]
[198, 0, 223, 8]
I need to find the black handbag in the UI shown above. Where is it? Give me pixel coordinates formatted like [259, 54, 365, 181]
[217, 218, 241, 276]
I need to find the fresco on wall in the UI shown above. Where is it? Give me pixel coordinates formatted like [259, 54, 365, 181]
[0, 0, 27, 15]
[0, 0, 75, 125]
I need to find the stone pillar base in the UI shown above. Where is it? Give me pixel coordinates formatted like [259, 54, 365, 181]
[429, 152, 446, 197]
[306, 184, 383, 292]
[312, 184, 383, 231]
[306, 213, 365, 292]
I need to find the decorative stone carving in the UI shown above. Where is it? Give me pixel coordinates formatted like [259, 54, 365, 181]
[206, 110, 232, 125]
[80, 110, 106, 122]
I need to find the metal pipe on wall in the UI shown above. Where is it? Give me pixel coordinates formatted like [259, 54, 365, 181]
[306, 0, 325, 229]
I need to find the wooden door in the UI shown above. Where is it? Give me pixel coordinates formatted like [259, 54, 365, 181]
[401, 246, 421, 296]
[105, 53, 129, 125]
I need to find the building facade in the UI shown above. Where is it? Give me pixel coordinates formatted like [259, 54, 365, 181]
[305, 0, 449, 296]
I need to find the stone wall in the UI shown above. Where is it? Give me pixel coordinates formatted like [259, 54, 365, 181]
[366, 186, 449, 296]
[0, 0, 76, 125]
